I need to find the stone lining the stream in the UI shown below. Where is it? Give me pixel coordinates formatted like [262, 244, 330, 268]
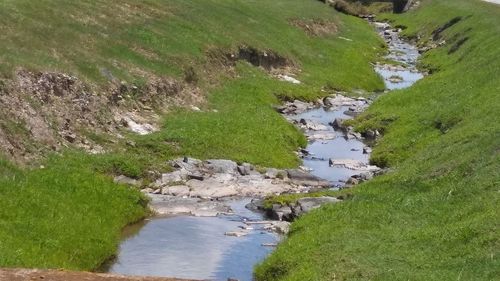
[140, 157, 332, 217]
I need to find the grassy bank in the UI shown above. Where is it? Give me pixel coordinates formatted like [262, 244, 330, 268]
[0, 154, 147, 270]
[0, 0, 385, 270]
[256, 0, 500, 280]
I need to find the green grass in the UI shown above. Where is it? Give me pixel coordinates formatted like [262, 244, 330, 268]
[256, 0, 500, 280]
[263, 189, 352, 209]
[0, 0, 386, 271]
[0, 154, 147, 270]
[0, 0, 384, 88]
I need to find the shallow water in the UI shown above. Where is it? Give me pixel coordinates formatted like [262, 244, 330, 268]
[375, 25, 424, 90]
[288, 106, 369, 185]
[108, 21, 424, 281]
[108, 199, 278, 281]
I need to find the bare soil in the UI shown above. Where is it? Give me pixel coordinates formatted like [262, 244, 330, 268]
[0, 269, 199, 281]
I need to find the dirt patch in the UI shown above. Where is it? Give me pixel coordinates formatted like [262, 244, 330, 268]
[329, 0, 368, 16]
[290, 19, 338, 36]
[232, 46, 292, 71]
[0, 69, 202, 164]
[0, 268, 197, 281]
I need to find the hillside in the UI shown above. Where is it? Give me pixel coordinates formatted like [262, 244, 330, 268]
[0, 0, 384, 271]
[256, 0, 500, 280]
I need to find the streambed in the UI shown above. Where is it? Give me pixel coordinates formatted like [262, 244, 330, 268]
[107, 21, 423, 281]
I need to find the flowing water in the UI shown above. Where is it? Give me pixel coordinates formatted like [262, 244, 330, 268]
[107, 199, 278, 281]
[108, 22, 423, 281]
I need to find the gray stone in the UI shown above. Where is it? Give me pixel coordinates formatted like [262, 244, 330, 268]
[204, 159, 238, 174]
[296, 196, 341, 214]
[346, 177, 359, 186]
[237, 163, 254, 176]
[149, 195, 231, 217]
[363, 147, 372, 154]
[264, 168, 279, 179]
[287, 169, 329, 186]
[114, 175, 142, 187]
[245, 198, 265, 212]
[331, 118, 344, 130]
[162, 185, 190, 197]
[271, 205, 293, 221]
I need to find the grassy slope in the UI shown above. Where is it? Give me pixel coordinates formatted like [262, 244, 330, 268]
[0, 0, 384, 270]
[256, 0, 500, 280]
[0, 155, 147, 270]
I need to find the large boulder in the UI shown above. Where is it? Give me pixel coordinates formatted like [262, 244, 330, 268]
[286, 169, 330, 186]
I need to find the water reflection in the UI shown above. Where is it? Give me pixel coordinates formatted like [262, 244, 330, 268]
[108, 200, 278, 281]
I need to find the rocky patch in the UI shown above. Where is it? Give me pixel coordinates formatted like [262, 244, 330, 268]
[253, 196, 342, 222]
[290, 18, 338, 37]
[142, 157, 331, 216]
[0, 70, 202, 163]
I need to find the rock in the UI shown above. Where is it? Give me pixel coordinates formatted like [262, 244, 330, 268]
[268, 221, 291, 234]
[62, 132, 77, 143]
[162, 185, 190, 197]
[363, 147, 372, 154]
[245, 198, 265, 212]
[277, 74, 301, 84]
[296, 196, 340, 214]
[237, 163, 254, 176]
[322, 94, 361, 108]
[155, 170, 189, 186]
[225, 231, 249, 237]
[298, 119, 329, 131]
[149, 195, 231, 217]
[236, 175, 306, 197]
[170, 157, 202, 172]
[329, 159, 380, 171]
[330, 118, 344, 130]
[121, 116, 157, 135]
[358, 171, 374, 181]
[292, 100, 311, 114]
[264, 168, 280, 179]
[141, 187, 155, 194]
[114, 175, 142, 187]
[187, 175, 239, 198]
[191, 105, 201, 111]
[187, 174, 204, 181]
[307, 132, 337, 140]
[346, 177, 359, 186]
[364, 129, 380, 140]
[388, 75, 404, 83]
[204, 159, 238, 174]
[286, 169, 330, 186]
[271, 205, 293, 221]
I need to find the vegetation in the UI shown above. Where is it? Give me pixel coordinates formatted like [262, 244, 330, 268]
[256, 0, 500, 280]
[0, 154, 147, 270]
[263, 189, 352, 209]
[0, 0, 385, 270]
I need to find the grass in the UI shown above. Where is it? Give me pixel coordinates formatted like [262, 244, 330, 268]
[0, 0, 385, 271]
[262, 189, 352, 209]
[0, 154, 147, 270]
[256, 0, 500, 280]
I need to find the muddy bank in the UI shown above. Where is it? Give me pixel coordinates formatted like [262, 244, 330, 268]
[0, 268, 197, 281]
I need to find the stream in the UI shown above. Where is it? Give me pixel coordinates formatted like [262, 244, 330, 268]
[107, 21, 423, 281]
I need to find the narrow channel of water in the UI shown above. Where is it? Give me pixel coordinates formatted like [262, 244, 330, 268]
[108, 199, 278, 281]
[108, 21, 423, 281]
